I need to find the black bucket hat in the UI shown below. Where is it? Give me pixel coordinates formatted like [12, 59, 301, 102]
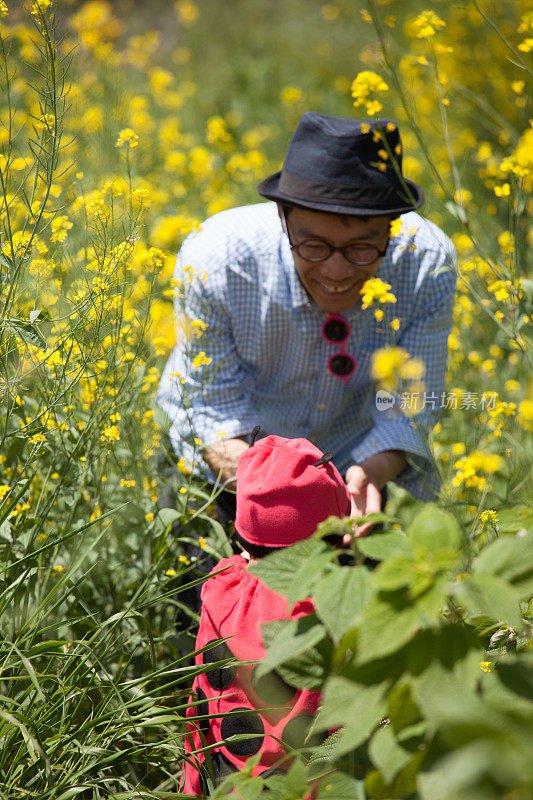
[257, 112, 424, 216]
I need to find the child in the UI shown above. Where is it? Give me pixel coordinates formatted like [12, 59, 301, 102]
[182, 434, 351, 794]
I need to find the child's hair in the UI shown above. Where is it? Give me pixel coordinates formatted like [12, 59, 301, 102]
[233, 531, 282, 559]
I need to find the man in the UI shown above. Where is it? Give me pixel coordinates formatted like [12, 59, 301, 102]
[157, 112, 457, 533]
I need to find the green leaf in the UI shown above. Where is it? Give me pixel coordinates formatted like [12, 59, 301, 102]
[365, 751, 424, 800]
[257, 615, 326, 679]
[317, 771, 365, 799]
[473, 532, 533, 596]
[6, 318, 47, 349]
[356, 531, 412, 561]
[314, 566, 373, 641]
[0, 251, 14, 271]
[372, 555, 414, 592]
[275, 635, 333, 691]
[406, 504, 463, 555]
[356, 595, 423, 665]
[249, 537, 332, 604]
[495, 505, 533, 534]
[454, 573, 525, 630]
[156, 507, 181, 529]
[316, 675, 387, 757]
[368, 723, 411, 785]
[387, 683, 422, 735]
[417, 741, 495, 800]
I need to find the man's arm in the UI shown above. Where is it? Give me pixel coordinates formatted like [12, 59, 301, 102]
[350, 233, 457, 503]
[157, 223, 261, 474]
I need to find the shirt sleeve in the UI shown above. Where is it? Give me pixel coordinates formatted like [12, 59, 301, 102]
[157, 227, 261, 467]
[351, 238, 457, 501]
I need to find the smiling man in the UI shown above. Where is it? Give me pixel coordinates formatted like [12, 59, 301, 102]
[157, 112, 457, 531]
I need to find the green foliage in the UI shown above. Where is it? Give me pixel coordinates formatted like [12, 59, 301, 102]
[250, 506, 533, 800]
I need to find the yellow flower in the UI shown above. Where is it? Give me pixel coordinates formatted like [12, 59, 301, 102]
[0, 485, 10, 500]
[0, 2, 8, 18]
[371, 347, 409, 382]
[31, 0, 52, 15]
[165, 568, 177, 577]
[178, 555, 191, 565]
[100, 425, 120, 443]
[517, 400, 533, 432]
[487, 280, 510, 302]
[175, 0, 199, 26]
[389, 218, 403, 237]
[192, 351, 213, 369]
[351, 71, 389, 116]
[480, 510, 498, 530]
[51, 215, 73, 244]
[374, 309, 384, 322]
[177, 457, 191, 475]
[480, 661, 493, 673]
[452, 451, 503, 490]
[145, 512, 155, 523]
[116, 128, 139, 149]
[179, 486, 187, 494]
[410, 10, 446, 39]
[120, 478, 136, 488]
[497, 231, 514, 254]
[53, 565, 64, 573]
[29, 433, 46, 445]
[199, 536, 207, 549]
[281, 86, 304, 106]
[360, 277, 397, 309]
[191, 318, 208, 337]
[390, 318, 400, 331]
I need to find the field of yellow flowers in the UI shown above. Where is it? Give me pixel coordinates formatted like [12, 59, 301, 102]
[0, 0, 531, 798]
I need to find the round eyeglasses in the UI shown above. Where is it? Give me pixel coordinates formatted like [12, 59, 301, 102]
[281, 211, 389, 266]
[291, 237, 388, 266]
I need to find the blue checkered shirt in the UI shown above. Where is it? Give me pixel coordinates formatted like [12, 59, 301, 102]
[157, 202, 457, 500]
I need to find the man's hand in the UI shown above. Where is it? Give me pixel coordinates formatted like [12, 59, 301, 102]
[345, 450, 408, 538]
[345, 464, 382, 538]
[202, 436, 250, 486]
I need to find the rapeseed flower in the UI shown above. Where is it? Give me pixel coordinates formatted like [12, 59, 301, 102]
[175, 0, 199, 26]
[351, 71, 389, 116]
[517, 400, 533, 432]
[410, 10, 446, 39]
[116, 128, 139, 149]
[360, 277, 397, 309]
[192, 351, 212, 369]
[100, 425, 120, 443]
[452, 450, 503, 490]
[480, 510, 499, 530]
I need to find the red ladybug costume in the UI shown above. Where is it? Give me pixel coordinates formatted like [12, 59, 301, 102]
[182, 436, 350, 794]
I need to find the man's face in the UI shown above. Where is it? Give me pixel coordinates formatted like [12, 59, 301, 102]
[279, 206, 391, 313]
